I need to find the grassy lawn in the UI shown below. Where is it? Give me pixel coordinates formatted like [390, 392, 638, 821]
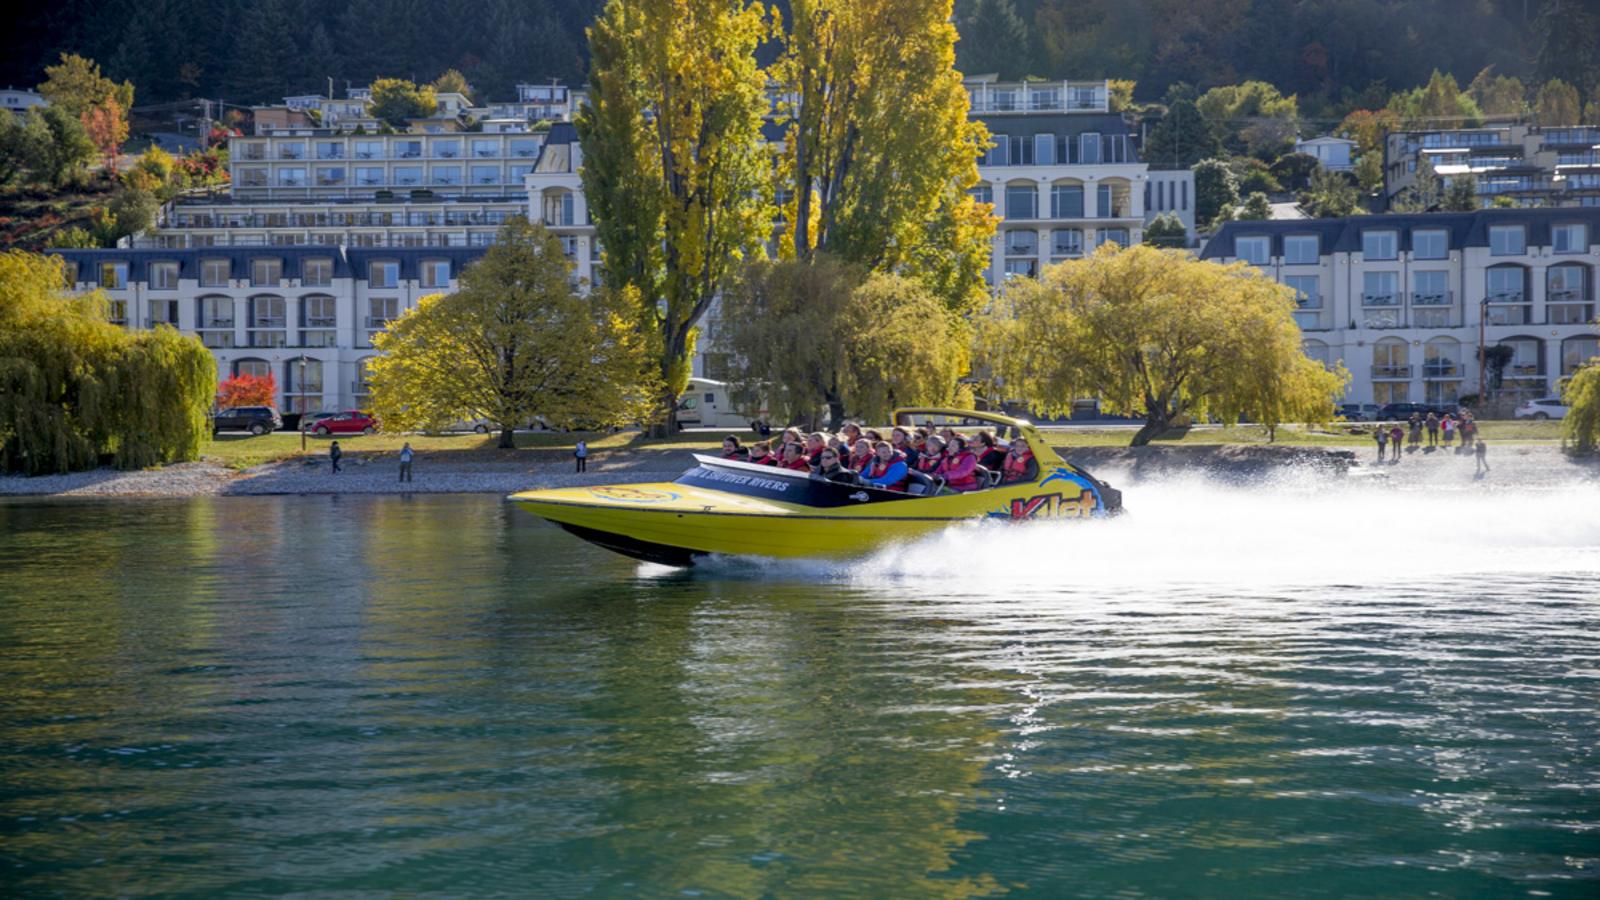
[203, 428, 724, 469]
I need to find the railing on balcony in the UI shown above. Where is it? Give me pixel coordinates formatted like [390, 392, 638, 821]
[1411, 290, 1453, 306]
[365, 316, 393, 329]
[1548, 303, 1596, 325]
[1371, 365, 1413, 379]
[1484, 306, 1533, 326]
[198, 330, 235, 348]
[1412, 310, 1461, 328]
[1422, 362, 1461, 378]
[1362, 292, 1400, 306]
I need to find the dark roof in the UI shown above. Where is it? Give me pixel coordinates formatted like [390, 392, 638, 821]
[1201, 207, 1600, 260]
[49, 245, 490, 282]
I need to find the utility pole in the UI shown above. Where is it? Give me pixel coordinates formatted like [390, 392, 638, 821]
[1477, 299, 1487, 403]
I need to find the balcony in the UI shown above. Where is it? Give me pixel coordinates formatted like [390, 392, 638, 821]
[316, 149, 344, 160]
[198, 330, 235, 348]
[278, 149, 304, 160]
[1372, 365, 1412, 379]
[1548, 303, 1595, 325]
[365, 316, 392, 329]
[1411, 290, 1453, 306]
[1422, 362, 1461, 378]
[1362, 292, 1400, 307]
[1412, 310, 1461, 328]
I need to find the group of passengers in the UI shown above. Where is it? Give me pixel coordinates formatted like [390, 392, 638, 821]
[718, 422, 1039, 493]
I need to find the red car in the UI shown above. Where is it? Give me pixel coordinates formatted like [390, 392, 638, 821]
[310, 411, 379, 435]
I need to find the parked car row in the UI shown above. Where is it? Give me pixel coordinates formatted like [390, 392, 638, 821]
[1514, 397, 1569, 420]
[211, 407, 378, 436]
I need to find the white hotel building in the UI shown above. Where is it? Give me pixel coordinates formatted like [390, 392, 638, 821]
[1201, 209, 1600, 407]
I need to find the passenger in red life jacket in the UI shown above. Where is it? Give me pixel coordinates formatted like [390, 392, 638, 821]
[1001, 437, 1039, 484]
[975, 431, 1007, 470]
[849, 438, 874, 472]
[891, 427, 920, 469]
[780, 442, 812, 472]
[721, 436, 748, 460]
[939, 435, 981, 491]
[916, 434, 946, 476]
[747, 440, 777, 465]
[862, 441, 909, 491]
[804, 433, 829, 469]
[839, 422, 863, 448]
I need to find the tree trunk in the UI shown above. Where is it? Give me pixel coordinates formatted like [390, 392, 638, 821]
[1130, 405, 1172, 447]
[651, 327, 686, 438]
[498, 426, 515, 449]
[826, 398, 845, 431]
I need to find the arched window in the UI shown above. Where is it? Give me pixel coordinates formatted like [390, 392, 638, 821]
[1484, 264, 1529, 325]
[1302, 339, 1331, 369]
[300, 294, 337, 347]
[248, 294, 286, 348]
[1423, 337, 1460, 378]
[196, 294, 235, 349]
[1562, 335, 1600, 377]
[233, 358, 270, 380]
[282, 357, 324, 414]
[1547, 263, 1592, 325]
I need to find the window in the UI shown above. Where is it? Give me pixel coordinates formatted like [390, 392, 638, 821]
[988, 134, 1009, 167]
[1079, 133, 1101, 164]
[1007, 137, 1033, 166]
[420, 259, 451, 287]
[302, 257, 333, 286]
[396, 140, 423, 159]
[369, 261, 399, 288]
[1547, 264, 1587, 302]
[971, 185, 993, 205]
[432, 165, 462, 185]
[1051, 228, 1083, 257]
[544, 192, 575, 226]
[1096, 228, 1129, 248]
[1235, 235, 1270, 265]
[1004, 229, 1038, 256]
[1034, 134, 1055, 165]
[1362, 230, 1397, 260]
[1412, 228, 1448, 259]
[1284, 235, 1319, 265]
[300, 295, 337, 346]
[1096, 183, 1117, 217]
[1005, 185, 1037, 219]
[470, 164, 500, 185]
[234, 358, 270, 379]
[277, 167, 307, 187]
[393, 166, 423, 186]
[316, 142, 343, 160]
[149, 262, 179, 290]
[251, 258, 282, 287]
[1412, 270, 1449, 304]
[354, 140, 384, 160]
[1285, 275, 1320, 308]
[433, 139, 461, 158]
[367, 297, 400, 330]
[283, 358, 324, 414]
[1489, 224, 1525, 256]
[1363, 271, 1398, 305]
[200, 259, 230, 287]
[1553, 223, 1588, 254]
[509, 138, 540, 158]
[1003, 259, 1038, 279]
[1485, 266, 1524, 302]
[249, 296, 286, 347]
[1050, 184, 1083, 218]
[471, 139, 498, 158]
[315, 166, 345, 186]
[99, 262, 127, 289]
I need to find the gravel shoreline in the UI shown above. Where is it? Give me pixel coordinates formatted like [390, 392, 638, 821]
[1, 444, 1588, 498]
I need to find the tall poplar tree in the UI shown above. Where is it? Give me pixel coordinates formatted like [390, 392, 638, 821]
[773, 0, 994, 314]
[578, 0, 773, 434]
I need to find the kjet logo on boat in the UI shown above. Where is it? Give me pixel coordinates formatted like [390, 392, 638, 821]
[684, 468, 791, 493]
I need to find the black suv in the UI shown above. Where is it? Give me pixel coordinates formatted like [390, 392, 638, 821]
[213, 406, 282, 435]
[1374, 402, 1456, 421]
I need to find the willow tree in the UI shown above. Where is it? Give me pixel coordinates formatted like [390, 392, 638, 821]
[366, 218, 656, 449]
[975, 244, 1348, 446]
[773, 0, 994, 313]
[719, 256, 966, 429]
[577, 0, 773, 434]
[1562, 361, 1600, 455]
[0, 250, 214, 475]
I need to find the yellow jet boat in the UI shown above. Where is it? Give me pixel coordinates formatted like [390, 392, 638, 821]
[509, 408, 1122, 567]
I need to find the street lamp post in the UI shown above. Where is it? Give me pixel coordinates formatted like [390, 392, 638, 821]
[298, 357, 307, 454]
[1477, 298, 1488, 404]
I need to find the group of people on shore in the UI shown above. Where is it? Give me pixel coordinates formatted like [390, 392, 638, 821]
[1373, 411, 1488, 473]
[719, 423, 1039, 493]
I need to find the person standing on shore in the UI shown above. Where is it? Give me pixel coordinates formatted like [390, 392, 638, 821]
[1475, 439, 1489, 474]
[574, 439, 588, 474]
[1408, 414, 1422, 451]
[1425, 411, 1439, 447]
[1389, 424, 1403, 460]
[329, 440, 343, 474]
[398, 442, 414, 483]
[1441, 414, 1455, 449]
[1375, 425, 1387, 461]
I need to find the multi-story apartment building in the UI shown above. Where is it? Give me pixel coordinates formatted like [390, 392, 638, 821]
[1385, 124, 1600, 209]
[50, 246, 489, 412]
[228, 130, 548, 201]
[966, 76, 1195, 284]
[1201, 208, 1600, 407]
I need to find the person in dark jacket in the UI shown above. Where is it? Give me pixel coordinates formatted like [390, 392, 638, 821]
[329, 440, 343, 474]
[891, 427, 920, 469]
[721, 435, 749, 460]
[975, 431, 1007, 470]
[813, 449, 863, 486]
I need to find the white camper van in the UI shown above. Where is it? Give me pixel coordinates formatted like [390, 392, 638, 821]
[675, 379, 766, 429]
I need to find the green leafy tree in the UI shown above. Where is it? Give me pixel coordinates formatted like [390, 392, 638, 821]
[1534, 0, 1600, 103]
[1268, 152, 1321, 193]
[0, 250, 214, 475]
[37, 53, 134, 119]
[773, 0, 994, 314]
[1392, 158, 1443, 212]
[1588, 84, 1600, 124]
[578, 0, 773, 435]
[1354, 153, 1384, 194]
[1237, 191, 1272, 221]
[1229, 156, 1281, 196]
[369, 78, 439, 127]
[975, 244, 1348, 446]
[430, 68, 473, 102]
[1467, 67, 1528, 118]
[1192, 158, 1238, 229]
[367, 218, 657, 448]
[1388, 70, 1482, 128]
[108, 172, 161, 241]
[1563, 361, 1600, 456]
[1534, 79, 1582, 126]
[720, 256, 966, 429]
[1442, 173, 1479, 211]
[1336, 108, 1401, 160]
[1107, 79, 1137, 113]
[1301, 167, 1360, 218]
[24, 107, 96, 188]
[957, 0, 1029, 79]
[1197, 81, 1301, 159]
[1142, 97, 1223, 170]
[0, 112, 34, 187]
[1142, 212, 1186, 248]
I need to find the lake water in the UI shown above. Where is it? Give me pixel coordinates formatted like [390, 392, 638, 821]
[3, 473, 1599, 896]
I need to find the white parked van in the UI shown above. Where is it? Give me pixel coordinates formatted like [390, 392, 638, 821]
[676, 378, 767, 429]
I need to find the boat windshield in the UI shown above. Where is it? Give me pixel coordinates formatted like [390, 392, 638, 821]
[891, 412, 1026, 442]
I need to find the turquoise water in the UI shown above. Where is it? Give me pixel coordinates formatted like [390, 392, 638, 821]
[2, 484, 1599, 896]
